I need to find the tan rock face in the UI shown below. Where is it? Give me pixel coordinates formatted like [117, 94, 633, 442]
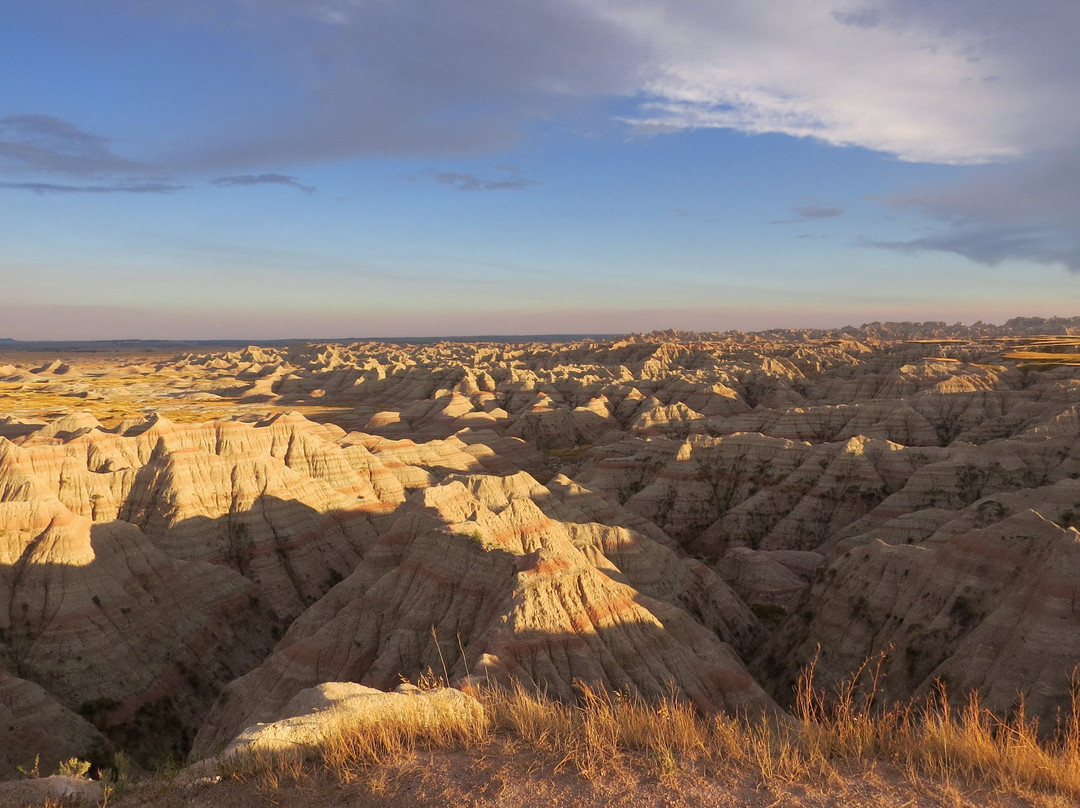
[190, 470, 773, 758]
[717, 547, 823, 611]
[3, 320, 1080, 772]
[757, 510, 1080, 727]
[0, 414, 408, 764]
[0, 499, 277, 764]
[0, 669, 110, 779]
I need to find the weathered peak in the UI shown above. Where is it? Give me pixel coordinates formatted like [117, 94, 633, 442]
[0, 436, 20, 465]
[630, 401, 705, 435]
[524, 391, 554, 411]
[1023, 403, 1080, 438]
[463, 494, 572, 557]
[116, 410, 169, 438]
[0, 499, 96, 566]
[255, 411, 346, 444]
[30, 359, 70, 375]
[189, 467, 777, 759]
[0, 415, 44, 439]
[759, 507, 1080, 723]
[574, 394, 613, 418]
[451, 470, 549, 513]
[240, 346, 279, 365]
[25, 412, 104, 443]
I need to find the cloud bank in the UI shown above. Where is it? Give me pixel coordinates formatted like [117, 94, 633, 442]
[121, 0, 1074, 168]
[875, 151, 1080, 271]
[13, 2, 1080, 170]
[0, 115, 143, 176]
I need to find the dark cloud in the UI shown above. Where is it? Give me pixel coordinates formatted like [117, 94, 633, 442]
[410, 169, 538, 192]
[831, 9, 882, 29]
[771, 205, 845, 224]
[0, 115, 142, 176]
[869, 226, 1077, 268]
[873, 152, 1080, 272]
[0, 181, 184, 194]
[0, 115, 317, 198]
[211, 173, 316, 193]
[795, 205, 845, 219]
[165, 0, 646, 171]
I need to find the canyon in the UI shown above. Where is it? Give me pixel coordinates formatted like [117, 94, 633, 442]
[2, 318, 1080, 778]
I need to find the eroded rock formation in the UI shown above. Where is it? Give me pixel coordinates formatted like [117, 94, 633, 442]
[2, 318, 1080, 773]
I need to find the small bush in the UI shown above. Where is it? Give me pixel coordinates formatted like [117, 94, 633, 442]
[56, 757, 91, 778]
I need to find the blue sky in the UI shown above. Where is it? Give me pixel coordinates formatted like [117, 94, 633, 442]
[2, 0, 1078, 339]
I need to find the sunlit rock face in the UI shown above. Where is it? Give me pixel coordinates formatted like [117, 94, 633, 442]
[189, 469, 773, 759]
[2, 318, 1080, 771]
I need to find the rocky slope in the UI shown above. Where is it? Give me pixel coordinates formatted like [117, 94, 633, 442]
[2, 318, 1080, 773]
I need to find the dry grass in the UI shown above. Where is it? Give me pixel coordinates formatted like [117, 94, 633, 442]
[1003, 337, 1080, 367]
[219, 688, 489, 789]
[1004, 350, 1080, 366]
[0, 380, 355, 428]
[485, 662, 1080, 802]
[791, 657, 1080, 799]
[213, 661, 1080, 807]
[317, 693, 489, 778]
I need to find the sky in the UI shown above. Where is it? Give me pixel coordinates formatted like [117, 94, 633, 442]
[2, 0, 1079, 339]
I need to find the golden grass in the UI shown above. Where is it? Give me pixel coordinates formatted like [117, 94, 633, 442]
[0, 379, 356, 429]
[791, 658, 1080, 799]
[317, 694, 489, 779]
[217, 662, 1080, 805]
[1003, 336, 1080, 366]
[484, 662, 1080, 801]
[219, 689, 490, 788]
[1004, 351, 1080, 363]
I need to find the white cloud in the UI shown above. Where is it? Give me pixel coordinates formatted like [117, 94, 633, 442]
[232, 0, 1080, 167]
[600, 0, 1045, 164]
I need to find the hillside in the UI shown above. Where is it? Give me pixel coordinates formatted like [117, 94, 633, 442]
[2, 320, 1080, 805]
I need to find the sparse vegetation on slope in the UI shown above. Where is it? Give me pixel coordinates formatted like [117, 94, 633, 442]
[101, 666, 1080, 808]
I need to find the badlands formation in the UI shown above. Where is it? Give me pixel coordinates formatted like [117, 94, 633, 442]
[2, 318, 1080, 776]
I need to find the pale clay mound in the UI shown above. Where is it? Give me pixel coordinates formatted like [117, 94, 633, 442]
[2, 321, 1080, 777]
